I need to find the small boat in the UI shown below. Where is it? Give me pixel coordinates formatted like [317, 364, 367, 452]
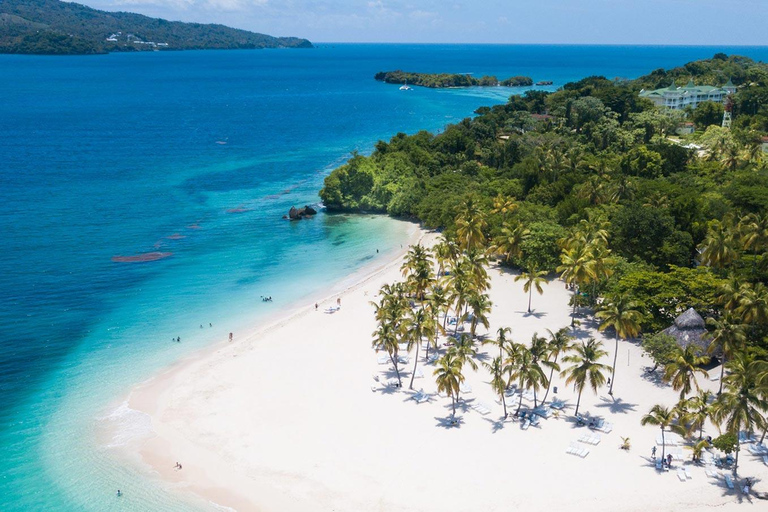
[535, 80, 553, 86]
[399, 80, 412, 91]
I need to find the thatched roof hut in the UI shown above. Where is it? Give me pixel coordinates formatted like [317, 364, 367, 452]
[662, 308, 709, 352]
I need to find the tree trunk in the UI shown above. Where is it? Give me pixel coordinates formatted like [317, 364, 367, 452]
[541, 355, 558, 405]
[533, 387, 538, 408]
[450, 392, 456, 416]
[571, 295, 577, 326]
[661, 428, 666, 465]
[759, 427, 766, 444]
[733, 440, 740, 475]
[409, 342, 420, 390]
[528, 287, 532, 313]
[574, 388, 583, 416]
[516, 391, 524, 416]
[390, 354, 401, 387]
[609, 333, 618, 396]
[718, 356, 726, 395]
[502, 393, 508, 419]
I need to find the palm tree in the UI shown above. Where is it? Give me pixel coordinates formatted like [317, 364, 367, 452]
[404, 307, 436, 390]
[705, 316, 746, 394]
[433, 236, 459, 278]
[641, 404, 677, 464]
[597, 294, 642, 396]
[507, 344, 547, 415]
[434, 353, 464, 418]
[736, 282, 768, 326]
[372, 320, 402, 387]
[492, 221, 529, 264]
[455, 198, 488, 253]
[739, 213, 768, 274]
[663, 345, 710, 399]
[528, 333, 555, 407]
[686, 390, 715, 440]
[483, 326, 512, 361]
[448, 334, 479, 373]
[716, 276, 746, 315]
[711, 353, 768, 474]
[465, 291, 492, 337]
[561, 338, 610, 416]
[428, 285, 451, 333]
[484, 356, 511, 418]
[541, 327, 574, 405]
[515, 267, 547, 313]
[557, 241, 595, 325]
[698, 219, 738, 269]
[401, 243, 434, 302]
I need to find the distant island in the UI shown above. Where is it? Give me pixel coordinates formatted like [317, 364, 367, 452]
[0, 0, 312, 55]
[375, 70, 534, 88]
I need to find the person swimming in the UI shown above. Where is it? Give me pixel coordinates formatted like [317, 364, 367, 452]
[116, 490, 122, 497]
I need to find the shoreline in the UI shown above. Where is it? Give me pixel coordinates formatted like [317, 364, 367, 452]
[107, 219, 431, 509]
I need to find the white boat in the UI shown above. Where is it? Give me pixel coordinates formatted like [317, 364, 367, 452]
[399, 80, 412, 91]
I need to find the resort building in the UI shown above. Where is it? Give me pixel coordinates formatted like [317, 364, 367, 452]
[662, 308, 709, 353]
[639, 79, 736, 110]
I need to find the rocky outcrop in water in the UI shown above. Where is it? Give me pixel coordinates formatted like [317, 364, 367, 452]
[285, 205, 318, 220]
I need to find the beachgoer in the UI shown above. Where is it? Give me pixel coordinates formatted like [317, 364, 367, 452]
[667, 454, 672, 467]
[652, 446, 657, 459]
[117, 490, 122, 497]
[229, 332, 233, 342]
[337, 297, 341, 307]
[315, 303, 318, 310]
[209, 323, 212, 327]
[177, 337, 181, 342]
[200, 324, 203, 329]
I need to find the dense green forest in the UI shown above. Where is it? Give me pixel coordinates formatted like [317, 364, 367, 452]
[375, 70, 533, 88]
[0, 0, 312, 54]
[322, 55, 768, 335]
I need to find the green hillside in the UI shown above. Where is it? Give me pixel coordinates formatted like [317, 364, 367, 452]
[0, 0, 312, 55]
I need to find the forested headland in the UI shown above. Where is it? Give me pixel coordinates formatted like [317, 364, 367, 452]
[375, 70, 534, 88]
[322, 54, 768, 337]
[0, 0, 312, 55]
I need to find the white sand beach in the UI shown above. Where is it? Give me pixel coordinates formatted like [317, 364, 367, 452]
[124, 225, 766, 512]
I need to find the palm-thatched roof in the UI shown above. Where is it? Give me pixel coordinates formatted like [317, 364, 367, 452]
[662, 307, 709, 351]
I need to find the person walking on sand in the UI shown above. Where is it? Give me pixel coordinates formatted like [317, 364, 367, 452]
[651, 446, 656, 459]
[229, 332, 233, 342]
[337, 297, 341, 308]
[315, 303, 318, 311]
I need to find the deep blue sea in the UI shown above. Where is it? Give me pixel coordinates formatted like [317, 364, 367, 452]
[1, 44, 768, 510]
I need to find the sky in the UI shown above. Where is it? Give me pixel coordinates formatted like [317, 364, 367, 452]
[83, 0, 768, 45]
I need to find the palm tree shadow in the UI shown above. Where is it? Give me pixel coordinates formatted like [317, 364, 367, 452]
[435, 415, 464, 429]
[483, 416, 510, 433]
[640, 369, 670, 389]
[595, 396, 638, 414]
[516, 310, 547, 319]
[378, 385, 400, 395]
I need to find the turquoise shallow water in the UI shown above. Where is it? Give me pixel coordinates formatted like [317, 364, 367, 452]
[2, 44, 768, 510]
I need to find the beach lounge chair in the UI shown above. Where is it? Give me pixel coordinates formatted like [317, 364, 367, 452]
[412, 390, 430, 404]
[521, 389, 535, 401]
[427, 353, 438, 364]
[460, 382, 472, 394]
[377, 355, 390, 364]
[550, 399, 565, 410]
[533, 406, 552, 418]
[529, 414, 540, 427]
[398, 342, 409, 351]
[685, 467, 692, 479]
[763, 455, 768, 466]
[725, 474, 734, 489]
[414, 367, 424, 378]
[705, 469, 718, 478]
[677, 470, 687, 482]
[739, 431, 756, 444]
[521, 418, 530, 430]
[471, 402, 491, 415]
[398, 355, 410, 364]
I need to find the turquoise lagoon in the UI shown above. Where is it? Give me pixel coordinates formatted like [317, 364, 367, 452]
[2, 44, 768, 510]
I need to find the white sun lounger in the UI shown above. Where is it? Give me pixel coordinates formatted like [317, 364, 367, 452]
[739, 431, 756, 444]
[685, 467, 692, 479]
[377, 355, 390, 364]
[521, 418, 530, 430]
[471, 402, 491, 415]
[677, 470, 687, 482]
[596, 422, 613, 434]
[412, 391, 430, 404]
[529, 414, 540, 427]
[725, 474, 734, 489]
[550, 399, 565, 410]
[427, 353, 438, 364]
[521, 389, 535, 401]
[414, 367, 424, 378]
[763, 455, 768, 465]
[398, 342, 409, 351]
[705, 469, 719, 478]
[460, 382, 472, 394]
[533, 406, 552, 418]
[398, 355, 410, 364]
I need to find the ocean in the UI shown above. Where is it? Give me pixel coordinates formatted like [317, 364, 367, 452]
[1, 44, 767, 510]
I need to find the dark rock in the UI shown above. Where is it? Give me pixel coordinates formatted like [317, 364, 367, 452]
[303, 205, 318, 215]
[288, 206, 300, 220]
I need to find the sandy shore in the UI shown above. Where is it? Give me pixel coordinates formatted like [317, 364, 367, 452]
[124, 223, 766, 512]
